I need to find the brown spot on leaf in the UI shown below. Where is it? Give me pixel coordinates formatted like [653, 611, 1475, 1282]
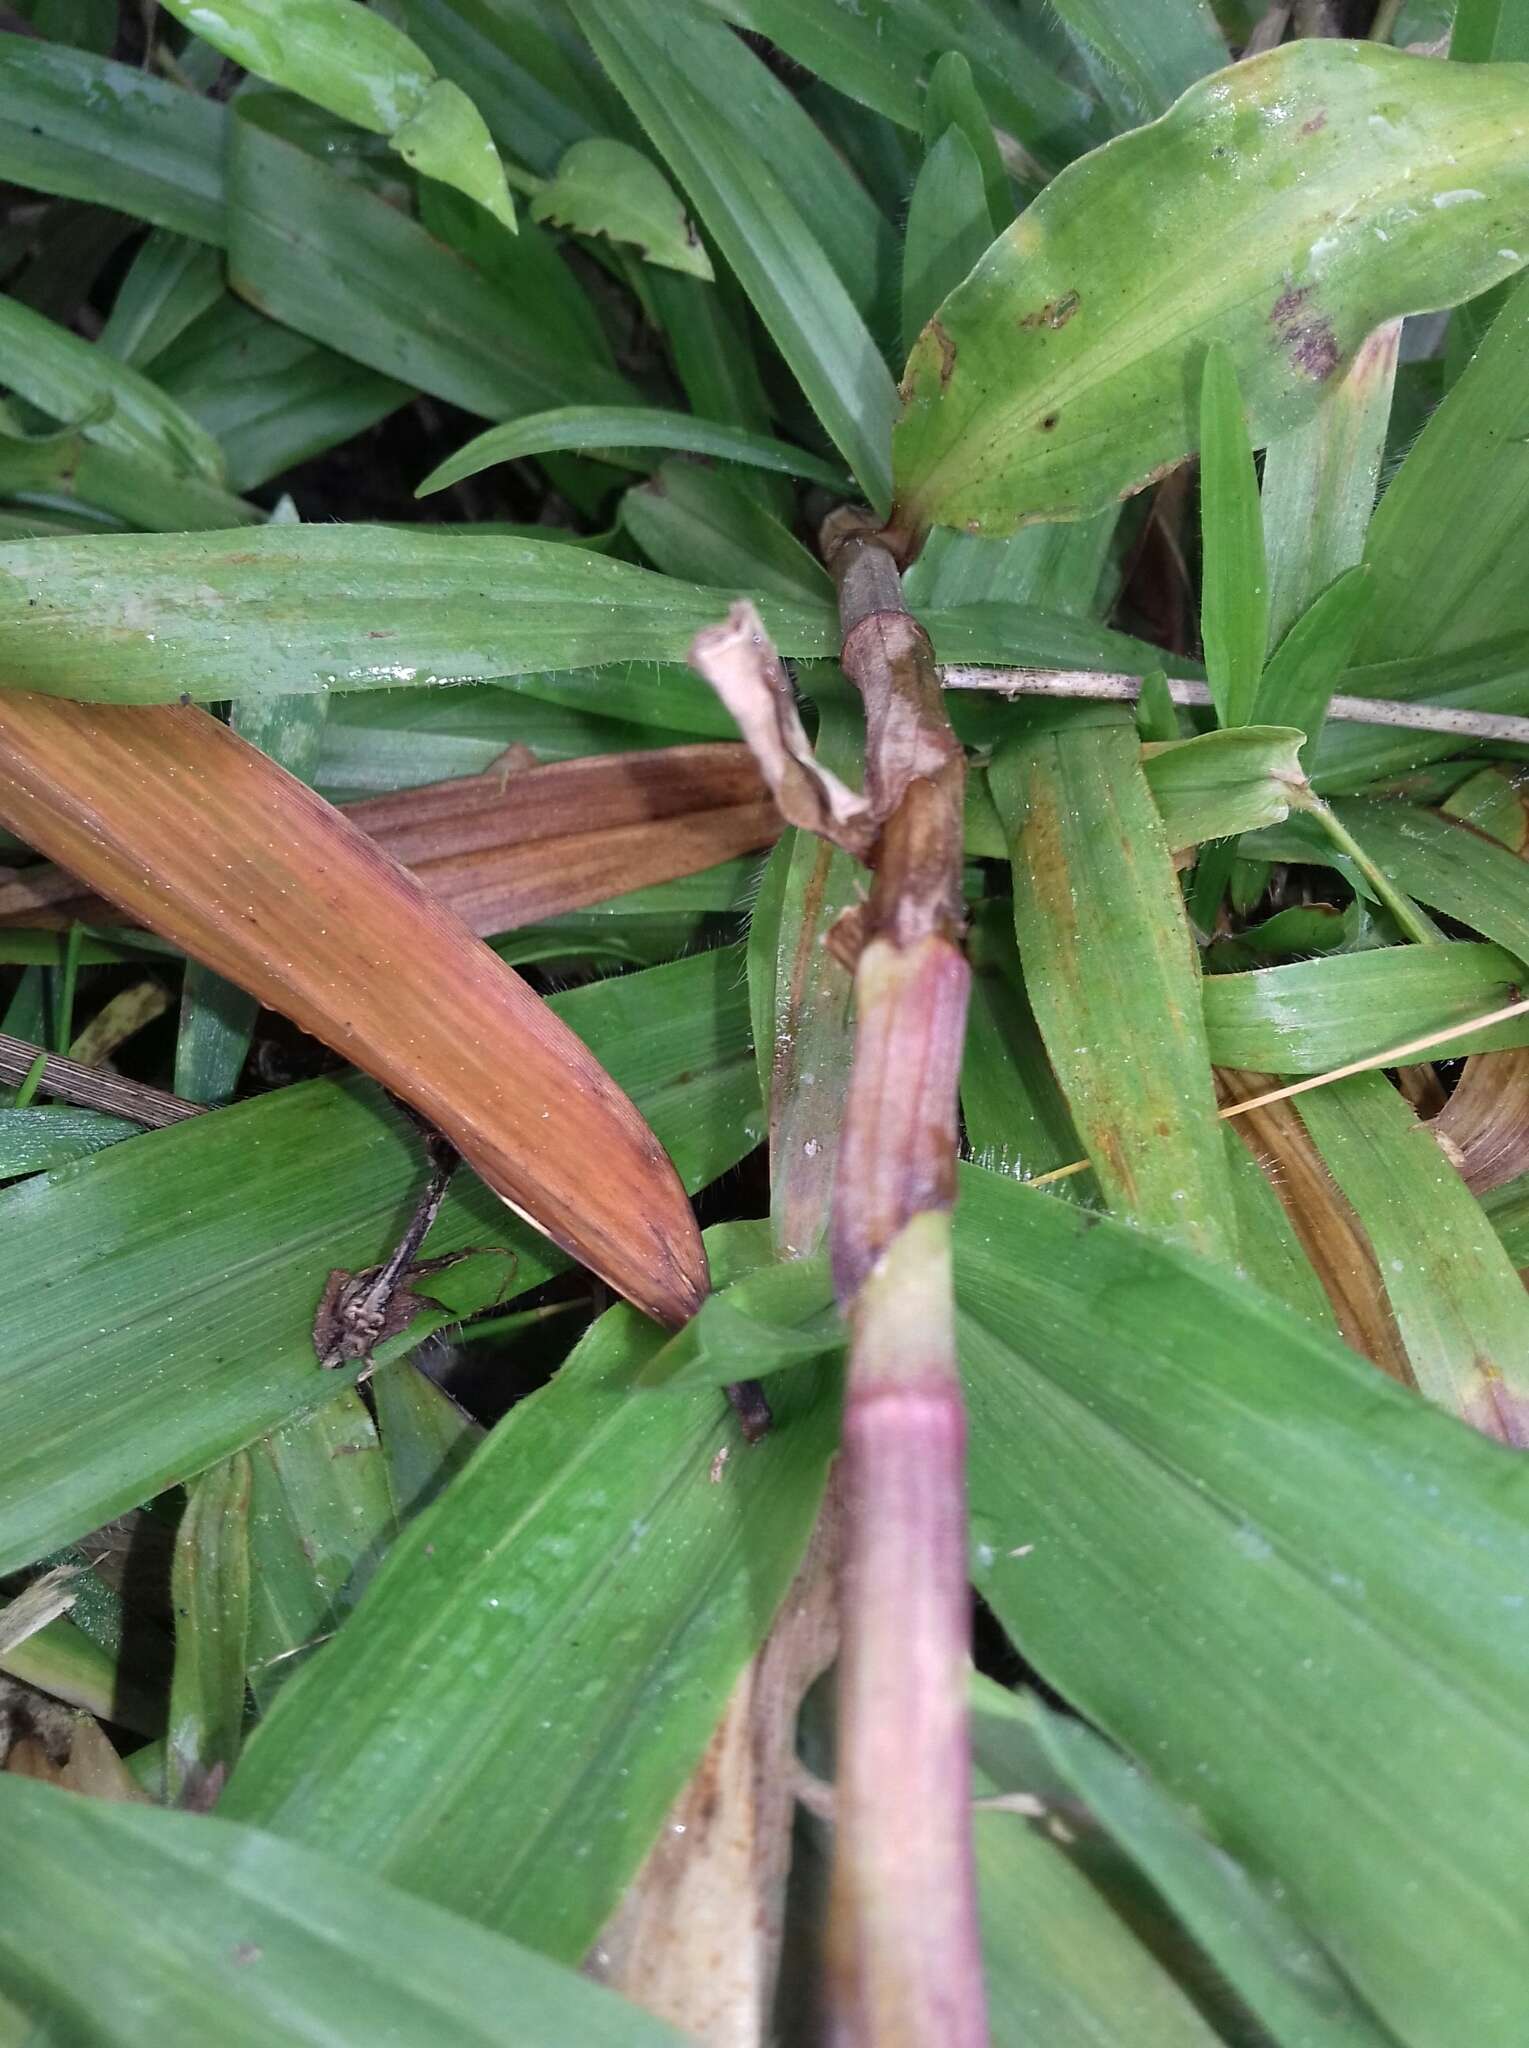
[1301, 110, 1327, 135]
[1270, 283, 1340, 381]
[930, 318, 957, 388]
[1019, 290, 1081, 331]
[1039, 412, 1060, 431]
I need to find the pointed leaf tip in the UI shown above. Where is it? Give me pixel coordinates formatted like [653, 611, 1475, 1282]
[0, 693, 707, 1326]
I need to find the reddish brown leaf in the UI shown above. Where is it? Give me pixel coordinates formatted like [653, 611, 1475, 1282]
[0, 693, 706, 1325]
[0, 744, 781, 940]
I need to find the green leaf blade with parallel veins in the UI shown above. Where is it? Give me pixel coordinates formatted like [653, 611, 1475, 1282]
[1295, 1071, 1529, 1437]
[0, 42, 228, 242]
[566, 0, 898, 513]
[0, 525, 835, 703]
[0, 951, 758, 1577]
[221, 1226, 838, 1961]
[894, 41, 1529, 537]
[991, 712, 1235, 1261]
[1048, 0, 1228, 120]
[0, 1779, 689, 2047]
[531, 138, 711, 277]
[957, 1164, 1529, 2048]
[159, 0, 517, 228]
[417, 406, 849, 497]
[1198, 344, 1269, 727]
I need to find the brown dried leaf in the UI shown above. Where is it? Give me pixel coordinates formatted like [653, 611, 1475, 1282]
[0, 693, 706, 1325]
[0, 744, 782, 941]
[1433, 1044, 1529, 1195]
[689, 603, 875, 859]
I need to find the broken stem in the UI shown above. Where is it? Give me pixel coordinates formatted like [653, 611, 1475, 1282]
[690, 532, 985, 2045]
[819, 521, 984, 2048]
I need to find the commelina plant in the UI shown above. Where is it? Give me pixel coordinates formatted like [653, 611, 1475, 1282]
[4, 3, 1529, 2046]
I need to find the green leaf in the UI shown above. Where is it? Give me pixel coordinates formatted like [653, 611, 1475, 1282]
[221, 1224, 835, 1959]
[922, 53, 1008, 231]
[417, 405, 848, 497]
[621, 459, 832, 605]
[0, 422, 256, 532]
[979, 1686, 1399, 2048]
[1223, 1123, 1342, 1333]
[895, 42, 1529, 536]
[314, 682, 702, 795]
[1261, 325, 1397, 653]
[225, 118, 624, 424]
[165, 0, 436, 134]
[370, 1356, 481, 1523]
[176, 674, 331, 1106]
[637, 1242, 838, 1388]
[960, 901, 1088, 1186]
[956, 1163, 1529, 2048]
[566, 0, 898, 513]
[0, 950, 758, 1576]
[97, 231, 225, 369]
[1454, 0, 1529, 66]
[902, 128, 993, 362]
[1203, 941, 1528, 1073]
[692, 0, 1104, 173]
[589, 1, 895, 323]
[990, 712, 1235, 1258]
[0, 1105, 137, 1174]
[531, 137, 710, 277]
[0, 293, 226, 483]
[1198, 344, 1269, 727]
[0, 526, 835, 703]
[1484, 1169, 1529, 1263]
[168, 1454, 253, 1802]
[647, 267, 792, 520]
[390, 0, 618, 176]
[1358, 268, 1529, 666]
[0, 1607, 164, 1739]
[496, 661, 740, 740]
[1048, 0, 1228, 120]
[393, 79, 517, 230]
[0, 1778, 688, 2046]
[1297, 1071, 1529, 1433]
[1141, 724, 1306, 848]
[245, 1392, 397, 1710]
[972, 1806, 1224, 2048]
[0, 42, 227, 243]
[929, 599, 1201, 685]
[159, 0, 516, 228]
[155, 298, 410, 493]
[1326, 800, 1529, 966]
[1254, 566, 1373, 749]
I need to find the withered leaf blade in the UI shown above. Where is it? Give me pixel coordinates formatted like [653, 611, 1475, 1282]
[688, 602, 875, 858]
[0, 693, 707, 1325]
[0, 743, 781, 941]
